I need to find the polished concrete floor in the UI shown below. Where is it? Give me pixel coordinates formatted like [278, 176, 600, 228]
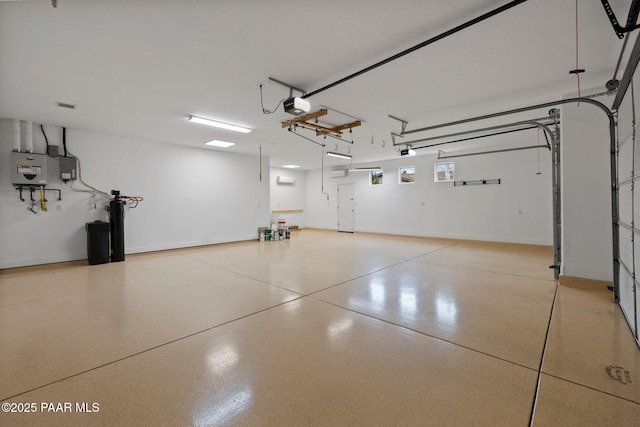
[0, 229, 638, 426]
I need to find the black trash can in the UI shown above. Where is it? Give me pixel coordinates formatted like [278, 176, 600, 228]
[86, 220, 110, 265]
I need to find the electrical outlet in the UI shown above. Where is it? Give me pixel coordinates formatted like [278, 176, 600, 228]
[55, 204, 62, 212]
[518, 209, 523, 215]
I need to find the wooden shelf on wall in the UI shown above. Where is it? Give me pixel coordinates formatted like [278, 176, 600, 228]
[271, 209, 304, 213]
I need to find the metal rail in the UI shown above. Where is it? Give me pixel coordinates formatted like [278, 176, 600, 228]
[393, 118, 556, 147]
[302, 0, 528, 99]
[613, 25, 640, 110]
[413, 126, 540, 150]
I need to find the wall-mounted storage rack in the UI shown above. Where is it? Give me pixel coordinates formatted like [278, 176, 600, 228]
[16, 185, 61, 202]
[454, 179, 501, 186]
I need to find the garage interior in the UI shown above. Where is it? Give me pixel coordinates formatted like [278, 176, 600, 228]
[1, 0, 639, 425]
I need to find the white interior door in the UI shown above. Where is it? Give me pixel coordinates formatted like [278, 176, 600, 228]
[338, 184, 355, 232]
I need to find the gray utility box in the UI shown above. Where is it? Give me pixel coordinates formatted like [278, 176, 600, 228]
[11, 152, 48, 186]
[59, 156, 77, 181]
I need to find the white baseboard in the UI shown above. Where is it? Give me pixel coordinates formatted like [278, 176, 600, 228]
[0, 253, 87, 269]
[562, 265, 613, 282]
[0, 235, 259, 269]
[351, 227, 553, 246]
[126, 235, 257, 254]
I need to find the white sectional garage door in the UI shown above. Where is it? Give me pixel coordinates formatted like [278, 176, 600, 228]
[616, 76, 640, 347]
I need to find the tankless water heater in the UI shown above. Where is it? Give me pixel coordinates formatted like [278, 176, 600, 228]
[11, 152, 48, 186]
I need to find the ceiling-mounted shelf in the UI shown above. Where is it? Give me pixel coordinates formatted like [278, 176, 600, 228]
[282, 109, 361, 137]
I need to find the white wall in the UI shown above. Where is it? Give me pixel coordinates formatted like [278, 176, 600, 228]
[306, 140, 553, 245]
[560, 102, 614, 281]
[0, 118, 270, 268]
[269, 167, 306, 228]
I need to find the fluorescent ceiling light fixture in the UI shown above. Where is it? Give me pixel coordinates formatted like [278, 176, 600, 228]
[348, 167, 381, 171]
[326, 151, 352, 160]
[282, 164, 300, 169]
[205, 139, 235, 148]
[188, 115, 251, 133]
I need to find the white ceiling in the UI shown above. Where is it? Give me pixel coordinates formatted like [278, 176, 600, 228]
[0, 0, 634, 169]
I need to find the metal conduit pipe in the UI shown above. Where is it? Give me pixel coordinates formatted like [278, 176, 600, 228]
[401, 97, 618, 298]
[302, 0, 528, 99]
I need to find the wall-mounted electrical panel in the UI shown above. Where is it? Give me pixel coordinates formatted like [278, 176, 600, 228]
[11, 152, 48, 186]
[59, 156, 77, 181]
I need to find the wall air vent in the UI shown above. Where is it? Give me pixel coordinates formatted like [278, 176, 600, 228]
[55, 101, 76, 109]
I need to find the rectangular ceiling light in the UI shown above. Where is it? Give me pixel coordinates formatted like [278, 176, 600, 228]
[205, 139, 235, 148]
[188, 115, 252, 133]
[282, 164, 300, 169]
[326, 151, 352, 160]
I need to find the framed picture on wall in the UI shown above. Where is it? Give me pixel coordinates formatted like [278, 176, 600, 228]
[398, 166, 415, 184]
[370, 169, 383, 185]
[434, 162, 455, 182]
